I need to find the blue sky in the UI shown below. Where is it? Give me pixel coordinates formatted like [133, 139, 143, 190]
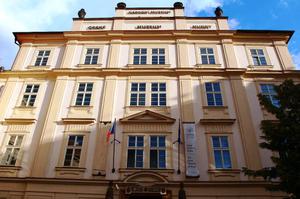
[0, 0, 299, 69]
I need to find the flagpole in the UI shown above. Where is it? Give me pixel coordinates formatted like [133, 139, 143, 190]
[177, 118, 181, 174]
[112, 118, 116, 173]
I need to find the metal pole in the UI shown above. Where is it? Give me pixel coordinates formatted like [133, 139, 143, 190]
[177, 119, 181, 174]
[112, 120, 116, 173]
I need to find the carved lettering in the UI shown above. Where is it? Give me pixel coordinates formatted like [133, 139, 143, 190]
[191, 25, 212, 30]
[87, 25, 106, 30]
[128, 11, 171, 15]
[135, 25, 162, 29]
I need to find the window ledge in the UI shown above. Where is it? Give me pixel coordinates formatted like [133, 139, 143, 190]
[119, 168, 174, 174]
[69, 105, 93, 109]
[208, 169, 241, 181]
[203, 106, 228, 109]
[27, 65, 51, 70]
[196, 64, 222, 68]
[14, 106, 37, 110]
[127, 64, 171, 69]
[0, 165, 22, 171]
[124, 106, 171, 116]
[55, 167, 86, 172]
[77, 64, 102, 68]
[208, 169, 240, 173]
[247, 65, 274, 70]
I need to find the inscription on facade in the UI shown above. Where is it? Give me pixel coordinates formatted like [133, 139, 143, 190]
[87, 25, 106, 30]
[191, 25, 212, 30]
[128, 11, 171, 15]
[135, 25, 162, 29]
[183, 123, 200, 177]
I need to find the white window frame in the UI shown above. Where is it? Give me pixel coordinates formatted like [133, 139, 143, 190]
[259, 84, 280, 107]
[34, 50, 51, 66]
[250, 48, 268, 66]
[149, 135, 166, 169]
[79, 46, 103, 67]
[151, 48, 166, 65]
[200, 47, 216, 65]
[129, 82, 146, 106]
[211, 136, 232, 169]
[195, 45, 220, 67]
[151, 82, 166, 106]
[75, 82, 93, 106]
[21, 84, 40, 107]
[204, 82, 223, 106]
[1, 134, 24, 166]
[63, 135, 84, 167]
[127, 135, 144, 168]
[129, 45, 169, 66]
[84, 48, 100, 65]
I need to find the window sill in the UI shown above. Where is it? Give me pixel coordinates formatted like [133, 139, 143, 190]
[27, 65, 51, 70]
[119, 168, 174, 173]
[247, 65, 274, 70]
[202, 106, 230, 119]
[124, 106, 171, 116]
[196, 64, 222, 68]
[14, 106, 37, 109]
[0, 165, 22, 177]
[77, 64, 102, 68]
[67, 106, 94, 118]
[127, 64, 171, 69]
[55, 167, 86, 178]
[208, 169, 241, 181]
[12, 106, 37, 119]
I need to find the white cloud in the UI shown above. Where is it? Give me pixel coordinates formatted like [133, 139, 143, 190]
[292, 52, 300, 69]
[279, 0, 289, 7]
[185, 0, 222, 16]
[228, 18, 240, 29]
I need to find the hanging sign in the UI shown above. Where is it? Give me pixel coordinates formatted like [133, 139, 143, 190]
[183, 123, 200, 177]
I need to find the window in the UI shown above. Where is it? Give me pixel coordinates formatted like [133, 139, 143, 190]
[260, 84, 279, 107]
[75, 83, 93, 106]
[250, 49, 267, 66]
[200, 48, 216, 65]
[130, 83, 146, 106]
[150, 136, 166, 169]
[127, 136, 144, 168]
[35, 50, 50, 66]
[151, 83, 166, 106]
[84, 48, 99, 65]
[133, 48, 147, 65]
[205, 82, 223, 106]
[212, 136, 232, 169]
[1, 135, 24, 166]
[21, 84, 40, 107]
[63, 135, 84, 167]
[152, 48, 165, 64]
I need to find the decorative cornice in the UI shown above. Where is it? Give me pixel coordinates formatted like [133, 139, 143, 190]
[3, 118, 36, 124]
[61, 118, 95, 124]
[199, 119, 236, 124]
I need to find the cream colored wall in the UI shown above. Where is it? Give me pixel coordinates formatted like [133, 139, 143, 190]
[266, 46, 282, 70]
[119, 45, 130, 68]
[234, 45, 248, 68]
[168, 45, 177, 68]
[123, 20, 175, 30]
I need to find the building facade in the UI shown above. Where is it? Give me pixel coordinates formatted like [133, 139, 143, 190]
[0, 2, 299, 199]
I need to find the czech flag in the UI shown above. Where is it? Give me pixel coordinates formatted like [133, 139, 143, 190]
[106, 119, 116, 143]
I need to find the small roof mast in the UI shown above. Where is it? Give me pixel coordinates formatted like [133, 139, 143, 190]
[215, 7, 223, 17]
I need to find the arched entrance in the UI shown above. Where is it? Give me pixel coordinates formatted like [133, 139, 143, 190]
[119, 171, 172, 199]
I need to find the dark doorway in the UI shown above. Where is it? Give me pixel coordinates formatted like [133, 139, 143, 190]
[129, 195, 162, 199]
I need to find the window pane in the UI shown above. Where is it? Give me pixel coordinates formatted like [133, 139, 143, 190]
[253, 56, 259, 65]
[136, 150, 143, 168]
[150, 136, 157, 147]
[159, 136, 165, 147]
[220, 137, 229, 148]
[68, 136, 76, 146]
[214, 150, 223, 168]
[28, 95, 36, 106]
[91, 56, 98, 64]
[33, 85, 40, 93]
[25, 85, 33, 92]
[201, 55, 208, 64]
[260, 84, 268, 93]
[78, 84, 86, 91]
[207, 93, 215, 106]
[200, 48, 207, 54]
[250, 49, 257, 55]
[139, 83, 146, 91]
[128, 136, 136, 147]
[87, 49, 93, 54]
[259, 57, 267, 65]
[86, 83, 93, 91]
[130, 94, 137, 106]
[141, 56, 147, 64]
[152, 56, 158, 64]
[159, 56, 165, 64]
[213, 83, 221, 92]
[1, 148, 12, 165]
[127, 149, 135, 168]
[152, 48, 158, 54]
[205, 83, 213, 92]
[212, 137, 220, 148]
[159, 150, 166, 168]
[64, 149, 73, 166]
[73, 149, 81, 166]
[257, 49, 264, 55]
[8, 136, 16, 146]
[134, 49, 140, 54]
[160, 94, 166, 106]
[159, 83, 166, 91]
[208, 55, 215, 64]
[75, 93, 84, 105]
[10, 149, 19, 165]
[159, 49, 165, 54]
[215, 93, 223, 106]
[139, 94, 145, 105]
[207, 48, 214, 54]
[75, 136, 83, 146]
[151, 94, 158, 106]
[141, 48, 147, 54]
[133, 56, 139, 65]
[16, 136, 24, 146]
[150, 150, 158, 168]
[223, 150, 232, 168]
[136, 136, 144, 147]
[151, 83, 158, 91]
[131, 83, 138, 91]
[93, 49, 99, 54]
[83, 94, 91, 105]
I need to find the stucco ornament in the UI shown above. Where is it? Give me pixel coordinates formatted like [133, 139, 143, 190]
[215, 7, 223, 17]
[78, 8, 86, 18]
